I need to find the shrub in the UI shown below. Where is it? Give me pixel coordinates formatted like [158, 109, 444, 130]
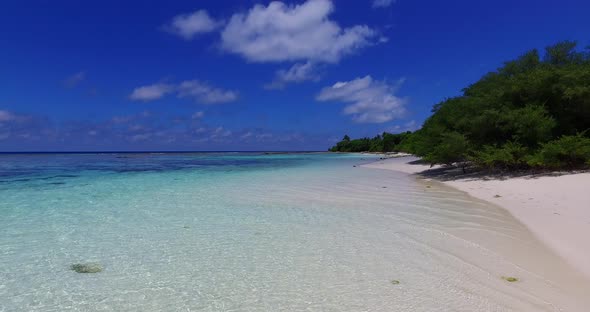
[423, 132, 468, 165]
[472, 142, 529, 169]
[527, 134, 590, 169]
[506, 105, 555, 147]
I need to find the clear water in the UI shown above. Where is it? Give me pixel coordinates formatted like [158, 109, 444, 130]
[0, 153, 588, 311]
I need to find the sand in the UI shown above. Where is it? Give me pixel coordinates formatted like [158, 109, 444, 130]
[364, 156, 590, 279]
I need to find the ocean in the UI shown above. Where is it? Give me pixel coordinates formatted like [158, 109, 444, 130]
[0, 153, 588, 311]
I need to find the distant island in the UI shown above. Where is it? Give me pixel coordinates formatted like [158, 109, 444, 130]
[330, 41, 590, 170]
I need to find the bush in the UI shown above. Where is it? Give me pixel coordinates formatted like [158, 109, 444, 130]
[527, 134, 590, 169]
[506, 105, 555, 147]
[423, 132, 468, 165]
[471, 142, 528, 169]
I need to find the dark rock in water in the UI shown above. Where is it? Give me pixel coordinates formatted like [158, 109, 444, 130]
[70, 263, 102, 273]
[353, 165, 357, 167]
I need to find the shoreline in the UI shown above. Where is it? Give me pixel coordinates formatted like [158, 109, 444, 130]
[363, 155, 590, 279]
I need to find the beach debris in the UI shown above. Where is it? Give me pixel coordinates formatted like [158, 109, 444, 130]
[494, 194, 502, 198]
[382, 186, 387, 188]
[501, 276, 519, 282]
[70, 263, 103, 273]
[183, 225, 190, 229]
[426, 185, 431, 188]
[390, 279, 400, 285]
[353, 165, 357, 167]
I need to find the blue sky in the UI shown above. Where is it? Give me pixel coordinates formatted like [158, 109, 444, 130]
[1, 0, 589, 151]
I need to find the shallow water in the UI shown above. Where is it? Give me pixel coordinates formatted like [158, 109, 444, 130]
[0, 153, 588, 311]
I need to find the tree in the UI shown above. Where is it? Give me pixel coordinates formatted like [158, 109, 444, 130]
[544, 41, 580, 65]
[330, 41, 590, 170]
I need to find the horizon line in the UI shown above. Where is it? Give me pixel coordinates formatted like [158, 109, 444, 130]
[0, 150, 327, 155]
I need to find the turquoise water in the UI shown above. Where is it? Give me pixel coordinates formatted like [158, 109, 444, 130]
[0, 153, 588, 311]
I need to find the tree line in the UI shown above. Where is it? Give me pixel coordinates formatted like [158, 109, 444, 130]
[329, 132, 412, 153]
[330, 41, 590, 170]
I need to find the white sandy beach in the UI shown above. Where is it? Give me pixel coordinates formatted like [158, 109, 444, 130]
[364, 156, 590, 279]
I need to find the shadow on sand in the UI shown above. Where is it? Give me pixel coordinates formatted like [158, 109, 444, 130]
[408, 159, 588, 182]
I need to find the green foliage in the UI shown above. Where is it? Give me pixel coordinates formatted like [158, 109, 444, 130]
[471, 142, 529, 169]
[424, 132, 468, 165]
[329, 132, 412, 153]
[505, 106, 556, 147]
[527, 134, 590, 169]
[501, 49, 541, 76]
[331, 41, 590, 170]
[543, 41, 581, 65]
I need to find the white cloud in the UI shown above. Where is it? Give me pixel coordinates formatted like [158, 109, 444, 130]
[316, 75, 407, 123]
[164, 10, 221, 40]
[111, 115, 133, 124]
[402, 120, 418, 131]
[372, 0, 396, 8]
[0, 110, 16, 122]
[265, 61, 320, 89]
[384, 120, 419, 133]
[192, 111, 204, 119]
[129, 83, 174, 101]
[130, 133, 152, 142]
[276, 62, 319, 83]
[64, 71, 86, 88]
[178, 80, 238, 104]
[235, 129, 307, 144]
[256, 133, 273, 140]
[220, 0, 377, 63]
[129, 124, 145, 132]
[129, 81, 237, 104]
[163, 1, 382, 89]
[0, 111, 46, 142]
[208, 126, 232, 141]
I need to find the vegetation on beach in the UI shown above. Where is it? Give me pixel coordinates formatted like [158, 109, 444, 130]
[329, 132, 412, 153]
[330, 41, 590, 170]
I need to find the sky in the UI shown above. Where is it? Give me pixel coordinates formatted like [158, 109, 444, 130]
[1, 0, 589, 151]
